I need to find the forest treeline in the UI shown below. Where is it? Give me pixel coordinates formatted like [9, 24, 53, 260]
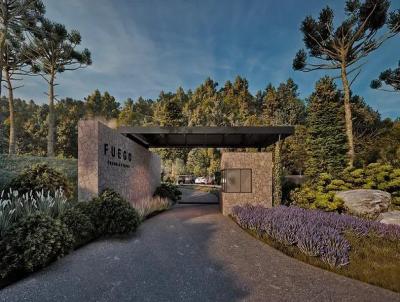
[0, 0, 399, 183]
[1, 75, 399, 180]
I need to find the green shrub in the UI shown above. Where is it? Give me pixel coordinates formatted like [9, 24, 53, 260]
[290, 185, 344, 212]
[5, 164, 73, 198]
[154, 183, 181, 203]
[61, 207, 95, 247]
[0, 213, 74, 279]
[341, 163, 400, 205]
[291, 163, 400, 211]
[79, 190, 140, 236]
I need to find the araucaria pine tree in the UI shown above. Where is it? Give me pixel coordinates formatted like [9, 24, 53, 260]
[305, 77, 348, 179]
[25, 19, 92, 157]
[293, 0, 400, 167]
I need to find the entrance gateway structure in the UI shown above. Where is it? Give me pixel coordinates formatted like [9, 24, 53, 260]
[78, 120, 294, 215]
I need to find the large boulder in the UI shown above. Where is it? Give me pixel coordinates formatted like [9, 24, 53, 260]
[377, 211, 400, 226]
[335, 189, 391, 219]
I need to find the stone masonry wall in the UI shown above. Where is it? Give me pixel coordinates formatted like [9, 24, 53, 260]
[78, 120, 161, 206]
[221, 152, 273, 215]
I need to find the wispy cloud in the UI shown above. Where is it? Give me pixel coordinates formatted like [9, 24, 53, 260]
[11, 0, 400, 119]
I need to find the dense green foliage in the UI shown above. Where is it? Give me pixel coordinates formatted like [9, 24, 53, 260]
[371, 60, 400, 92]
[5, 163, 73, 198]
[305, 77, 348, 178]
[263, 79, 305, 203]
[60, 207, 95, 247]
[293, 0, 400, 166]
[290, 174, 345, 212]
[81, 189, 140, 236]
[291, 163, 400, 210]
[0, 185, 141, 283]
[1, 71, 398, 182]
[340, 163, 400, 206]
[0, 154, 77, 193]
[0, 213, 74, 279]
[85, 90, 120, 119]
[154, 183, 182, 203]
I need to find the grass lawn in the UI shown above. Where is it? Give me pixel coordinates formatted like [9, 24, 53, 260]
[0, 154, 77, 192]
[242, 227, 400, 292]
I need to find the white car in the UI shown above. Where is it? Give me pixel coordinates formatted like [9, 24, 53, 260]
[194, 177, 207, 184]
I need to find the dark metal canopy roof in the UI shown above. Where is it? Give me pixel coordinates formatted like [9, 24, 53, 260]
[118, 126, 294, 148]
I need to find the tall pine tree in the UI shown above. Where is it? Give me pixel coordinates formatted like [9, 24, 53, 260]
[263, 79, 305, 204]
[305, 77, 348, 179]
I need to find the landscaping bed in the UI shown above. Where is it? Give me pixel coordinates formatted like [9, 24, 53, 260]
[0, 163, 179, 289]
[231, 205, 400, 292]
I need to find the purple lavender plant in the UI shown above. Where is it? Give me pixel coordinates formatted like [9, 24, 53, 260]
[231, 204, 400, 267]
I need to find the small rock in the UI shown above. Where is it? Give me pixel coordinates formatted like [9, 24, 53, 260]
[377, 211, 400, 226]
[336, 189, 391, 219]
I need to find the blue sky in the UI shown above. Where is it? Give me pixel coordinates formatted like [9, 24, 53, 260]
[15, 0, 400, 118]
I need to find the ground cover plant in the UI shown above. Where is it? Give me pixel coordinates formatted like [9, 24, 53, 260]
[231, 205, 400, 292]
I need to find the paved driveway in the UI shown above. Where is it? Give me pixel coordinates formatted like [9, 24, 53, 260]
[179, 187, 219, 204]
[1, 190, 399, 302]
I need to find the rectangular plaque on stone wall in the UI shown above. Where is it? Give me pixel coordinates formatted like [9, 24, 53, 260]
[222, 168, 252, 193]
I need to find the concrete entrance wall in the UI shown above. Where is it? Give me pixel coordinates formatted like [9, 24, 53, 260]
[78, 120, 161, 205]
[220, 152, 273, 215]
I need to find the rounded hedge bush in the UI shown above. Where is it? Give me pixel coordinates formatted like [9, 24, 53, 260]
[5, 164, 73, 198]
[61, 207, 95, 247]
[77, 190, 140, 236]
[0, 213, 74, 279]
[95, 190, 140, 235]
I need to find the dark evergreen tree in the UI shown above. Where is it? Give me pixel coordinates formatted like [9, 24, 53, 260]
[221, 76, 253, 126]
[263, 79, 306, 204]
[371, 60, 400, 92]
[184, 78, 223, 126]
[25, 19, 92, 157]
[153, 91, 185, 127]
[85, 90, 120, 120]
[56, 98, 85, 158]
[153, 89, 189, 176]
[293, 0, 400, 167]
[0, 0, 44, 96]
[118, 97, 154, 126]
[351, 95, 382, 165]
[305, 77, 348, 179]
